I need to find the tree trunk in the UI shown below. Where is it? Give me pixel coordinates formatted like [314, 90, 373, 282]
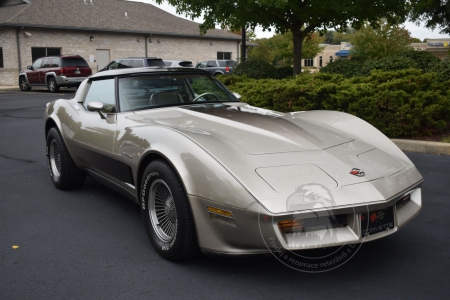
[241, 27, 246, 63]
[292, 32, 304, 75]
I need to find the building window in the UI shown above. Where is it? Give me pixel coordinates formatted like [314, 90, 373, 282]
[319, 56, 323, 67]
[0, 48, 3, 68]
[304, 58, 314, 67]
[31, 47, 61, 62]
[217, 52, 232, 60]
[330, 56, 334, 63]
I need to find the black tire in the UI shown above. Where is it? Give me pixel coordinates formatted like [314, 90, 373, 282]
[47, 77, 60, 93]
[46, 127, 85, 189]
[19, 77, 32, 91]
[141, 160, 199, 260]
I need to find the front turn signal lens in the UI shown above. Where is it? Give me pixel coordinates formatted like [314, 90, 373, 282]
[206, 206, 233, 218]
[279, 219, 304, 233]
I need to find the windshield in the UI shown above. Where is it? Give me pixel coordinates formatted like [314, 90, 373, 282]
[62, 57, 89, 67]
[118, 74, 238, 112]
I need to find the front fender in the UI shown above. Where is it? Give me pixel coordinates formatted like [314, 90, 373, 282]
[118, 124, 256, 209]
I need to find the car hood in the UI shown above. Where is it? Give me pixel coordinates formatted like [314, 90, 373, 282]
[133, 103, 418, 213]
[134, 103, 353, 154]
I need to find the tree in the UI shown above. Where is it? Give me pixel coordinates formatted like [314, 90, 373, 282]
[156, 0, 411, 74]
[248, 39, 275, 64]
[248, 32, 323, 67]
[350, 20, 413, 59]
[410, 0, 450, 35]
[331, 28, 356, 45]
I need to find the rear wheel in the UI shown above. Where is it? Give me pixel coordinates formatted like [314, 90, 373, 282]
[141, 160, 199, 260]
[47, 77, 60, 93]
[19, 77, 31, 91]
[46, 127, 85, 189]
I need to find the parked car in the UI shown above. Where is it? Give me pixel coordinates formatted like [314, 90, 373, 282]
[19, 55, 92, 92]
[196, 59, 236, 76]
[99, 57, 165, 71]
[163, 59, 194, 68]
[44, 67, 423, 261]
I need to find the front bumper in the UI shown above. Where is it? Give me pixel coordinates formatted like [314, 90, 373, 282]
[189, 184, 422, 255]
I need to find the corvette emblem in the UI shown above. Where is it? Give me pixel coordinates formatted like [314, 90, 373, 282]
[350, 168, 365, 177]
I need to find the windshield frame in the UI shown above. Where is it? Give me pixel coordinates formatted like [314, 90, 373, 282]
[117, 72, 240, 112]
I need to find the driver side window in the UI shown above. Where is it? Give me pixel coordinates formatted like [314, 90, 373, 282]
[84, 79, 116, 113]
[32, 58, 42, 69]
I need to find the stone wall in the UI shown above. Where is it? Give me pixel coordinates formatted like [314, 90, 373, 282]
[0, 27, 239, 86]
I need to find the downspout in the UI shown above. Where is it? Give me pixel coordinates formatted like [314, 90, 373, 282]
[16, 28, 22, 72]
[145, 35, 148, 57]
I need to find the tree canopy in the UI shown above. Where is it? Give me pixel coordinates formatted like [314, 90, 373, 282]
[249, 32, 323, 67]
[156, 0, 412, 74]
[350, 20, 413, 59]
[410, 0, 450, 35]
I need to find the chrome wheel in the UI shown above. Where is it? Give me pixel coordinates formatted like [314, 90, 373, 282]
[49, 140, 61, 178]
[19, 78, 31, 91]
[149, 179, 177, 242]
[20, 80, 28, 90]
[48, 79, 55, 91]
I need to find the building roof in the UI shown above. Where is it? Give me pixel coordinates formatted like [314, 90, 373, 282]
[0, 0, 241, 40]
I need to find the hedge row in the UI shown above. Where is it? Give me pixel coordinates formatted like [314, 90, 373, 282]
[220, 69, 450, 138]
[233, 60, 294, 79]
[320, 50, 446, 79]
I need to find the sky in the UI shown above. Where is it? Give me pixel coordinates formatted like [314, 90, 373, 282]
[128, 0, 450, 41]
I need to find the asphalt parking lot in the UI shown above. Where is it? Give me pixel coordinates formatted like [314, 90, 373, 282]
[0, 89, 449, 299]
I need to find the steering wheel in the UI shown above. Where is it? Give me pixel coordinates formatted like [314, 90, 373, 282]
[192, 92, 220, 102]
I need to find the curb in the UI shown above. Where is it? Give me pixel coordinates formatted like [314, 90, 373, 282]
[0, 86, 20, 91]
[392, 139, 450, 156]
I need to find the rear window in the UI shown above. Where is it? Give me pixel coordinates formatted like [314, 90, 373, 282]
[218, 60, 236, 67]
[146, 59, 165, 67]
[179, 61, 194, 67]
[62, 57, 89, 67]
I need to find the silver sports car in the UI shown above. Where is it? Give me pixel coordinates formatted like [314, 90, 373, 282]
[44, 67, 423, 261]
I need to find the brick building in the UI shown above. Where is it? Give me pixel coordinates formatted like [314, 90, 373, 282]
[0, 0, 241, 85]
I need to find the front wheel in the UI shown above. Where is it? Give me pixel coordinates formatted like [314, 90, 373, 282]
[47, 77, 60, 93]
[46, 127, 85, 189]
[141, 160, 199, 260]
[19, 77, 31, 91]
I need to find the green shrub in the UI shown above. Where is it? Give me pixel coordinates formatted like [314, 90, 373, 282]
[233, 60, 276, 79]
[398, 49, 441, 73]
[320, 58, 364, 77]
[220, 70, 450, 137]
[434, 59, 450, 83]
[359, 56, 417, 76]
[274, 66, 294, 79]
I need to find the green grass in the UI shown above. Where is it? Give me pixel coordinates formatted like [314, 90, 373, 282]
[441, 135, 450, 143]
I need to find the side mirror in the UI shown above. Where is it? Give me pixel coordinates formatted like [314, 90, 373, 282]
[232, 92, 242, 101]
[87, 101, 106, 119]
[27, 66, 33, 70]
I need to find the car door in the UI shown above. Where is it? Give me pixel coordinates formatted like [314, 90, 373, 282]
[39, 57, 51, 84]
[69, 78, 119, 181]
[27, 58, 43, 84]
[206, 60, 218, 75]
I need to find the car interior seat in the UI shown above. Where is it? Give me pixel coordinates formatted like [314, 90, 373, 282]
[149, 91, 183, 106]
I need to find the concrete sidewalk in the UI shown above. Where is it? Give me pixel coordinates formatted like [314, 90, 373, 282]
[1, 85, 449, 155]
